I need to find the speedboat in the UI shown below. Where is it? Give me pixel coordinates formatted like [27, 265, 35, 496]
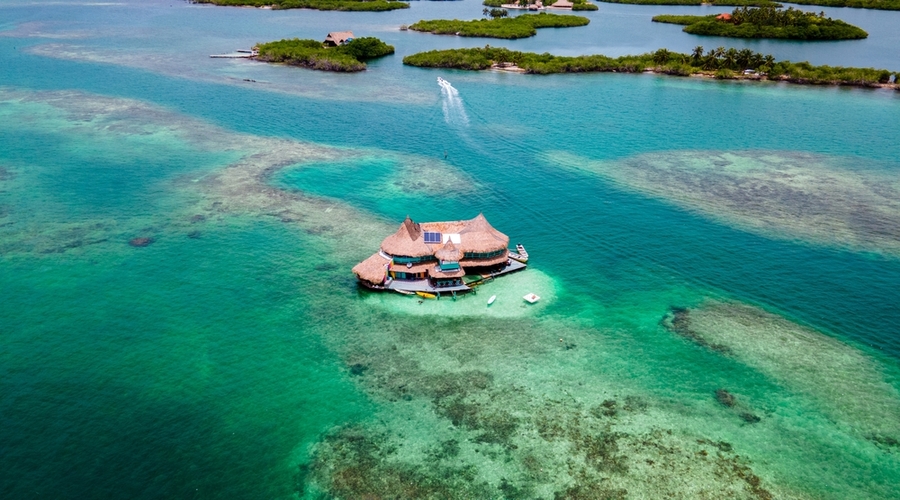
[437, 76, 450, 86]
[488, 295, 497, 306]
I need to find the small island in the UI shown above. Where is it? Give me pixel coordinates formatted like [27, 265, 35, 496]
[191, 0, 409, 11]
[652, 6, 868, 40]
[483, 0, 599, 10]
[402, 46, 898, 88]
[256, 35, 394, 72]
[409, 13, 590, 39]
[595, 0, 900, 11]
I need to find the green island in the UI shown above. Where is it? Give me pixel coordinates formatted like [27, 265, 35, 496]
[402, 46, 898, 88]
[481, 0, 599, 10]
[596, 0, 900, 11]
[409, 13, 590, 39]
[256, 37, 394, 72]
[191, 0, 409, 12]
[653, 6, 868, 40]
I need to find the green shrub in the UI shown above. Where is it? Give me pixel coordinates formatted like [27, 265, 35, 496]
[409, 13, 589, 39]
[714, 68, 735, 79]
[402, 46, 896, 87]
[653, 6, 867, 40]
[596, 0, 900, 9]
[194, 0, 409, 11]
[256, 37, 394, 71]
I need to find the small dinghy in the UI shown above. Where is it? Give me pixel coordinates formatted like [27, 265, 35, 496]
[523, 293, 540, 304]
[416, 291, 437, 299]
[516, 243, 529, 260]
[487, 295, 497, 306]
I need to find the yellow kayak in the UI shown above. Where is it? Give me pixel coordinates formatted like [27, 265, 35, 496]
[416, 291, 437, 299]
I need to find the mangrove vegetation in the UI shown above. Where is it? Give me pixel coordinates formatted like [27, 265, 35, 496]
[256, 37, 394, 72]
[402, 46, 898, 88]
[596, 0, 900, 10]
[192, 0, 409, 11]
[481, 0, 599, 9]
[409, 13, 590, 39]
[653, 6, 868, 40]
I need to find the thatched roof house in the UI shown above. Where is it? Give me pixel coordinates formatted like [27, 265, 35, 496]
[324, 31, 355, 46]
[352, 214, 517, 290]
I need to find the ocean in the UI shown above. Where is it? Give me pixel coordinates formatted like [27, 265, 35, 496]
[1, 0, 899, 498]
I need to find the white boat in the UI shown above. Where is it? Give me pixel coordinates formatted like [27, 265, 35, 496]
[516, 243, 528, 259]
[437, 76, 450, 86]
[488, 295, 496, 305]
[508, 250, 527, 263]
[523, 293, 540, 304]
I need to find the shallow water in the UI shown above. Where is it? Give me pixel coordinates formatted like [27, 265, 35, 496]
[1, 0, 900, 498]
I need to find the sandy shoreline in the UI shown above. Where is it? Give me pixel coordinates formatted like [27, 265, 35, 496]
[485, 64, 900, 89]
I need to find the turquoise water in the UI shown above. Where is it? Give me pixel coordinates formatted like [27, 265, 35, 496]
[2, 1, 900, 498]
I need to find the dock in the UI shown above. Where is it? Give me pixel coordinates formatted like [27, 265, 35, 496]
[209, 53, 253, 59]
[384, 258, 526, 296]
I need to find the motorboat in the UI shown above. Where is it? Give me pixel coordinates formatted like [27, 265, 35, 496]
[488, 295, 497, 305]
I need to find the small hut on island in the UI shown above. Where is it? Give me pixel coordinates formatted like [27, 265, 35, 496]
[324, 31, 355, 47]
[352, 214, 527, 296]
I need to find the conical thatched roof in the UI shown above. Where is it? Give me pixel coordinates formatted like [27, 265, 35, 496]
[435, 241, 463, 262]
[457, 213, 509, 253]
[380, 216, 434, 257]
[352, 252, 390, 284]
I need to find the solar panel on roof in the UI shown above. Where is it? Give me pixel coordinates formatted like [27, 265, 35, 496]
[423, 231, 441, 244]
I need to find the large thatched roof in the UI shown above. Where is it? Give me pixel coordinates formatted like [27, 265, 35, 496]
[352, 252, 390, 284]
[380, 214, 509, 258]
[455, 213, 509, 253]
[380, 216, 433, 257]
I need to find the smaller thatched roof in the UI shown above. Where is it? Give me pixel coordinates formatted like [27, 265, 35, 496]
[551, 0, 573, 7]
[460, 253, 509, 268]
[352, 252, 390, 284]
[429, 267, 465, 279]
[389, 261, 432, 274]
[435, 241, 463, 262]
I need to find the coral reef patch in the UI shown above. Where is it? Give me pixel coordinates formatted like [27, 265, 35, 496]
[547, 150, 900, 257]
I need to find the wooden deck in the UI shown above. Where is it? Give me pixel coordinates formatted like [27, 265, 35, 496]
[384, 259, 527, 295]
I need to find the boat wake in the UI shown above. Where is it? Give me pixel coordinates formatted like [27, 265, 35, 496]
[437, 77, 469, 127]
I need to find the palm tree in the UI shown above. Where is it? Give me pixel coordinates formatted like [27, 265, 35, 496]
[737, 48, 753, 69]
[691, 45, 705, 62]
[653, 48, 671, 65]
[723, 48, 738, 70]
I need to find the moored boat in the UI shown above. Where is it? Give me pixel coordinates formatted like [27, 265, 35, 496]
[523, 293, 540, 303]
[416, 291, 437, 299]
[488, 295, 496, 305]
[516, 243, 528, 258]
[509, 250, 527, 263]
